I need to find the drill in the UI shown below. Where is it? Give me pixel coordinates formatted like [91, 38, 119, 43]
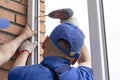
[39, 8, 74, 20]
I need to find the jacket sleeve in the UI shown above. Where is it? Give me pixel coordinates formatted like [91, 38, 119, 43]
[57, 66, 94, 80]
[8, 67, 24, 80]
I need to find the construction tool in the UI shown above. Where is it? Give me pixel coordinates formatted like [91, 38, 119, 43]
[38, 8, 74, 20]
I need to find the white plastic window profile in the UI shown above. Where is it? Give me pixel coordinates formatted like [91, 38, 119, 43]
[87, 0, 109, 80]
[27, 0, 40, 64]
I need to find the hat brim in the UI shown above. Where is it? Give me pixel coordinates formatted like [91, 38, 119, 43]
[0, 18, 11, 29]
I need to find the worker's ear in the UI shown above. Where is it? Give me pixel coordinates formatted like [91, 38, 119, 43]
[42, 36, 49, 49]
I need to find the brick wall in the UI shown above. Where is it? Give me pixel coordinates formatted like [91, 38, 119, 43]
[40, 0, 46, 61]
[0, 0, 46, 80]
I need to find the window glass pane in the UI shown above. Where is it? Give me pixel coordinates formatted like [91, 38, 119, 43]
[103, 0, 120, 79]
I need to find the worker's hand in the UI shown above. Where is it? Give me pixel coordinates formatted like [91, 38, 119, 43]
[20, 24, 37, 39]
[60, 16, 80, 27]
[18, 40, 37, 54]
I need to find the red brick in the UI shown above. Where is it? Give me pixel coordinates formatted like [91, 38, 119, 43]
[40, 0, 45, 3]
[40, 46, 43, 61]
[0, 0, 27, 15]
[40, 11, 45, 16]
[0, 8, 15, 22]
[40, 23, 46, 33]
[40, 12, 46, 22]
[0, 70, 8, 80]
[40, 2, 45, 12]
[40, 12, 45, 21]
[40, 33, 46, 43]
[21, 0, 28, 5]
[1, 24, 23, 35]
[40, 16, 45, 22]
[40, 47, 43, 54]
[16, 14, 27, 26]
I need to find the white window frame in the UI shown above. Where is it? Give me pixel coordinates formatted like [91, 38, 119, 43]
[87, 0, 109, 80]
[27, 0, 40, 64]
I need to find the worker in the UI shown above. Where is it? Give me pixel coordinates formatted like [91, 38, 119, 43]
[8, 15, 94, 80]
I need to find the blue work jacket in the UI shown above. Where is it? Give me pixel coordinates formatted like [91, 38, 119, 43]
[8, 56, 94, 80]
